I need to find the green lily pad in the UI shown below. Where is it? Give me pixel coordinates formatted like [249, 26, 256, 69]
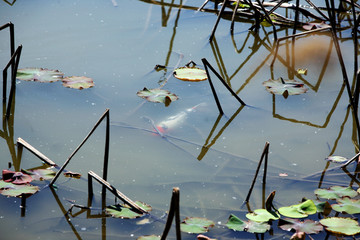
[314, 200, 332, 216]
[325, 155, 348, 163]
[331, 197, 360, 214]
[22, 168, 56, 181]
[314, 186, 357, 200]
[180, 217, 215, 234]
[320, 217, 360, 236]
[173, 67, 207, 82]
[137, 235, 161, 240]
[137, 87, 178, 104]
[0, 180, 39, 197]
[2, 169, 32, 185]
[16, 68, 64, 82]
[278, 199, 317, 218]
[226, 214, 270, 233]
[62, 76, 94, 89]
[262, 78, 308, 97]
[246, 208, 280, 222]
[278, 218, 323, 234]
[106, 201, 151, 219]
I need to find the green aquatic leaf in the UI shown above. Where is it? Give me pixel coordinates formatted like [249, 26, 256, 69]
[62, 76, 94, 89]
[262, 78, 308, 96]
[137, 88, 178, 104]
[173, 67, 207, 82]
[278, 218, 323, 234]
[106, 201, 151, 219]
[325, 155, 348, 163]
[180, 217, 215, 234]
[331, 197, 360, 214]
[314, 186, 357, 199]
[246, 208, 280, 222]
[16, 67, 64, 82]
[22, 168, 56, 181]
[0, 180, 39, 197]
[226, 214, 270, 233]
[320, 217, 360, 236]
[314, 200, 332, 216]
[278, 199, 317, 218]
[137, 235, 160, 240]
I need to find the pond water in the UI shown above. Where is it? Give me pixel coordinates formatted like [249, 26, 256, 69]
[0, 0, 359, 239]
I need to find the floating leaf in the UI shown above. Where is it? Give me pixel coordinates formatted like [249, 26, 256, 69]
[2, 169, 32, 184]
[303, 22, 331, 31]
[331, 197, 360, 214]
[173, 67, 207, 81]
[62, 76, 94, 89]
[314, 200, 332, 216]
[22, 168, 56, 181]
[278, 218, 323, 234]
[0, 180, 39, 197]
[325, 155, 348, 163]
[137, 87, 178, 104]
[278, 199, 317, 218]
[262, 78, 308, 97]
[180, 217, 215, 234]
[196, 234, 217, 240]
[16, 68, 64, 82]
[106, 201, 151, 219]
[246, 209, 280, 222]
[297, 68, 307, 75]
[320, 217, 360, 236]
[137, 235, 160, 240]
[64, 171, 82, 179]
[314, 186, 357, 199]
[226, 214, 270, 233]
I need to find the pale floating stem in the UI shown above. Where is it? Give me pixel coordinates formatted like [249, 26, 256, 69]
[16, 137, 56, 166]
[244, 142, 270, 203]
[49, 109, 110, 187]
[161, 187, 181, 240]
[87, 171, 148, 214]
[209, 0, 229, 42]
[270, 26, 331, 67]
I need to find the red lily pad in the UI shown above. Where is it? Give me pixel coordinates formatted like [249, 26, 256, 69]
[62, 76, 94, 89]
[278, 218, 323, 234]
[2, 169, 32, 185]
[262, 78, 308, 97]
[16, 67, 64, 82]
[303, 22, 330, 31]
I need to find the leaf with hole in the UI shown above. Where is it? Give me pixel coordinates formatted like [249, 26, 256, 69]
[314, 186, 357, 199]
[17, 68, 64, 82]
[262, 78, 308, 97]
[320, 217, 360, 236]
[180, 217, 215, 234]
[246, 209, 280, 222]
[22, 168, 56, 181]
[278, 199, 317, 218]
[62, 76, 94, 89]
[0, 180, 39, 197]
[278, 218, 323, 234]
[173, 67, 207, 81]
[2, 169, 32, 184]
[226, 214, 270, 233]
[137, 88, 178, 104]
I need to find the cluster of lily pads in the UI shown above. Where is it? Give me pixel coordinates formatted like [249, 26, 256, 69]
[16, 67, 94, 90]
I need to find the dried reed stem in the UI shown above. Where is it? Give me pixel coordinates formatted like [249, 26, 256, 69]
[161, 187, 181, 240]
[16, 137, 56, 166]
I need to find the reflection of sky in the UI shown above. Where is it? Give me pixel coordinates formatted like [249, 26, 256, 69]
[0, 1, 358, 239]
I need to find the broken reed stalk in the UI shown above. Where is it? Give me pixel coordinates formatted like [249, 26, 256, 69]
[0, 22, 15, 67]
[87, 170, 148, 214]
[49, 109, 110, 187]
[270, 26, 331, 67]
[201, 58, 246, 115]
[292, 0, 300, 35]
[161, 187, 181, 240]
[244, 142, 269, 203]
[254, 0, 277, 41]
[16, 137, 56, 166]
[209, 0, 229, 42]
[230, 0, 240, 33]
